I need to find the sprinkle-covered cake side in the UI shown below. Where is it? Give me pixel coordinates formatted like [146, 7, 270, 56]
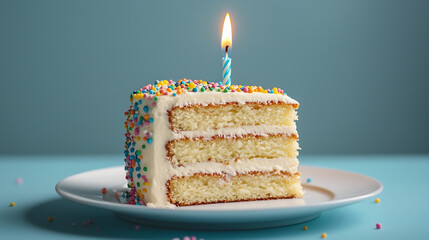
[123, 95, 156, 205]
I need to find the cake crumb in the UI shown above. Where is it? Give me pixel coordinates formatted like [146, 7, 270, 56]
[48, 217, 53, 222]
[321, 233, 327, 238]
[375, 198, 380, 203]
[303, 225, 308, 230]
[9, 202, 15, 207]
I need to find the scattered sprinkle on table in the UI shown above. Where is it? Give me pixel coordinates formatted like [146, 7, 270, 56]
[303, 226, 308, 230]
[375, 198, 380, 203]
[101, 188, 107, 194]
[321, 233, 327, 238]
[307, 178, 311, 183]
[9, 202, 15, 207]
[48, 217, 53, 222]
[376, 223, 382, 229]
[16, 178, 23, 184]
[82, 221, 87, 227]
[135, 225, 140, 230]
[172, 237, 200, 240]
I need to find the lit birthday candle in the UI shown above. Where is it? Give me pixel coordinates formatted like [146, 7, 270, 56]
[221, 13, 232, 86]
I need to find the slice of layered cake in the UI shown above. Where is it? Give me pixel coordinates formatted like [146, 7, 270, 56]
[123, 79, 303, 207]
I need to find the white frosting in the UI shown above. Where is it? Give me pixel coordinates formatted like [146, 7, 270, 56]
[129, 92, 300, 208]
[173, 125, 298, 140]
[169, 91, 299, 107]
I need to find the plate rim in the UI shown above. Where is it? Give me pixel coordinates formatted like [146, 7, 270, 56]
[55, 165, 383, 214]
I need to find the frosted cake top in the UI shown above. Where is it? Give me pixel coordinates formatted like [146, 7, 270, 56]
[130, 78, 290, 102]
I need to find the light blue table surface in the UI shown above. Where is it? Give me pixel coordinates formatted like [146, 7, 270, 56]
[1, 155, 428, 239]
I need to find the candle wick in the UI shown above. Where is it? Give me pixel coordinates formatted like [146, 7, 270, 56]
[225, 45, 229, 59]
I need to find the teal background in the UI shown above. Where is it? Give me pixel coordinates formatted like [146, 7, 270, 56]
[1, 0, 428, 155]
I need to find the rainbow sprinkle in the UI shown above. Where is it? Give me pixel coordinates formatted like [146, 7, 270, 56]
[16, 178, 23, 185]
[130, 79, 287, 102]
[376, 223, 382, 229]
[172, 237, 201, 240]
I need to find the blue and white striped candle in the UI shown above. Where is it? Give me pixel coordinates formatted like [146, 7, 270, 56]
[222, 51, 231, 86]
[221, 13, 232, 86]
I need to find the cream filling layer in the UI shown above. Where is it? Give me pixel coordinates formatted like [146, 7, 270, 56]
[172, 125, 298, 140]
[169, 157, 299, 178]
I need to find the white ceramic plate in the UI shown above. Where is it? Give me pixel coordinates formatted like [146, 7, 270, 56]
[56, 165, 383, 230]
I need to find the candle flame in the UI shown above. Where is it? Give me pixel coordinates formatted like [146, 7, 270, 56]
[221, 13, 232, 50]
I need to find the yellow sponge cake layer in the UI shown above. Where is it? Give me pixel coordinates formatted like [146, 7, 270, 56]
[167, 134, 298, 166]
[168, 102, 298, 131]
[167, 171, 303, 206]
